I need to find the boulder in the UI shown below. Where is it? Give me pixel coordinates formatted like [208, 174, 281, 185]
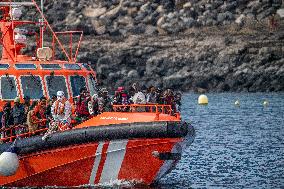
[156, 5, 165, 13]
[145, 25, 158, 35]
[183, 2, 192, 9]
[128, 70, 139, 78]
[82, 7, 107, 18]
[157, 16, 165, 27]
[91, 20, 106, 35]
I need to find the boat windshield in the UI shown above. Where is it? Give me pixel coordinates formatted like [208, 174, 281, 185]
[46, 75, 68, 98]
[1, 76, 17, 100]
[70, 75, 86, 97]
[20, 76, 44, 99]
[87, 74, 97, 96]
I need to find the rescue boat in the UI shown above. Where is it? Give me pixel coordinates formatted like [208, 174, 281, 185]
[0, 1, 195, 187]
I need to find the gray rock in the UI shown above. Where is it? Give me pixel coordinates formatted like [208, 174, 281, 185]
[82, 7, 107, 18]
[19, 0, 284, 92]
[156, 5, 165, 13]
[128, 70, 139, 78]
[131, 24, 146, 34]
[220, 2, 237, 12]
[183, 2, 192, 9]
[217, 11, 234, 23]
[145, 25, 158, 35]
[157, 16, 165, 27]
[182, 17, 195, 28]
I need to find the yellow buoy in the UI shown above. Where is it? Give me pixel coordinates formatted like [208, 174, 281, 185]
[198, 94, 208, 105]
[234, 100, 240, 106]
[263, 100, 269, 107]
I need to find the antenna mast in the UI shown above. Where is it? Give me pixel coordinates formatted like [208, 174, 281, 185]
[40, 0, 44, 48]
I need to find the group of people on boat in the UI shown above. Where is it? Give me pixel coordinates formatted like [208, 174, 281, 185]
[0, 82, 181, 141]
[80, 82, 182, 118]
[0, 90, 71, 140]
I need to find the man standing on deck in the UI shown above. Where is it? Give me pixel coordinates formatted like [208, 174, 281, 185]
[42, 91, 71, 140]
[12, 97, 25, 136]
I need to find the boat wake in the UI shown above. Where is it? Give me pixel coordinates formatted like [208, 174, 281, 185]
[2, 179, 148, 189]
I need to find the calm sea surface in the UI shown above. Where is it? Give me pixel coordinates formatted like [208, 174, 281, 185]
[9, 93, 284, 189]
[159, 92, 284, 189]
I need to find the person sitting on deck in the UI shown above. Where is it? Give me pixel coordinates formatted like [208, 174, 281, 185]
[42, 91, 72, 140]
[75, 87, 91, 123]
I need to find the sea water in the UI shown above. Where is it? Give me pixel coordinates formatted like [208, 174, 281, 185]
[159, 92, 284, 189]
[8, 93, 284, 189]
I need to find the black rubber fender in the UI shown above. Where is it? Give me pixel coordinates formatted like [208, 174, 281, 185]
[0, 121, 194, 155]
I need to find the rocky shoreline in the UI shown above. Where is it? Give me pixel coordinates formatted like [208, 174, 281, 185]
[26, 1, 284, 91]
[78, 25, 284, 92]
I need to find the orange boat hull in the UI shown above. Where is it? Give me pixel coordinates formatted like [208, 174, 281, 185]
[0, 138, 181, 187]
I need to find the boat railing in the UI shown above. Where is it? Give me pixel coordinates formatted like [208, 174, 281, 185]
[112, 104, 180, 117]
[0, 104, 180, 143]
[0, 124, 47, 143]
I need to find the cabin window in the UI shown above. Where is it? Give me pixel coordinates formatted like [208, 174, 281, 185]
[15, 64, 36, 70]
[70, 75, 86, 97]
[82, 63, 91, 71]
[64, 64, 81, 70]
[46, 76, 68, 98]
[40, 64, 61, 70]
[20, 76, 43, 99]
[0, 64, 9, 70]
[87, 74, 97, 96]
[0, 76, 17, 100]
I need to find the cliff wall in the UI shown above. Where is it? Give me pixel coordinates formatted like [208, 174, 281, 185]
[23, 1, 284, 91]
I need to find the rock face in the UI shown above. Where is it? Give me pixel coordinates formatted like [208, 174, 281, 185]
[78, 27, 284, 92]
[44, 0, 282, 36]
[26, 1, 284, 92]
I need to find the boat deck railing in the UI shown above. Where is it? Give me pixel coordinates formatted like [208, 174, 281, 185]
[0, 125, 48, 143]
[112, 104, 180, 118]
[0, 104, 180, 143]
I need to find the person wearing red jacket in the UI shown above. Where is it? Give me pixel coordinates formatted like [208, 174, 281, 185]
[33, 96, 48, 129]
[75, 87, 91, 123]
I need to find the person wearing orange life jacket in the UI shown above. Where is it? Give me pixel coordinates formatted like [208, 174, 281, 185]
[51, 91, 72, 125]
[42, 91, 72, 140]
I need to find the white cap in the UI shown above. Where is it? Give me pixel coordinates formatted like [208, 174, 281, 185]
[57, 91, 64, 97]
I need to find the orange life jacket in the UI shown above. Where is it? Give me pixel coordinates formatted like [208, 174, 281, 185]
[53, 99, 67, 115]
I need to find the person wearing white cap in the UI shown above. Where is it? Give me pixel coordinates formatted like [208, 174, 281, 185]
[42, 91, 71, 140]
